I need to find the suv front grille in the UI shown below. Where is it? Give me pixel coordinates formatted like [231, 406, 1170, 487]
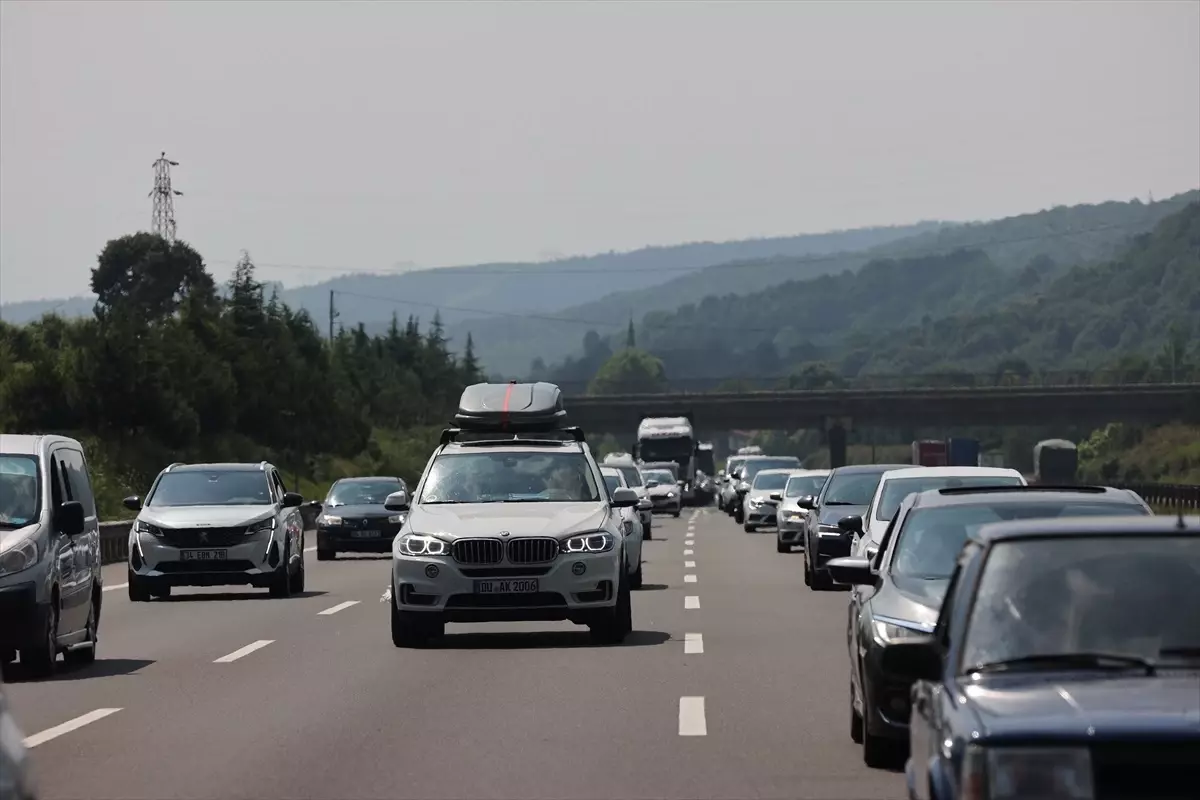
[158, 526, 249, 548]
[507, 537, 558, 564]
[452, 539, 504, 565]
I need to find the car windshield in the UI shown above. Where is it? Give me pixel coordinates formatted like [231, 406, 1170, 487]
[325, 480, 403, 507]
[786, 475, 827, 498]
[0, 455, 40, 528]
[743, 458, 800, 482]
[148, 470, 273, 507]
[725, 458, 747, 477]
[875, 475, 1024, 521]
[752, 471, 791, 491]
[616, 466, 644, 487]
[602, 474, 623, 493]
[822, 470, 886, 506]
[960, 536, 1200, 673]
[889, 501, 1151, 579]
[419, 452, 601, 504]
[639, 436, 692, 461]
[643, 469, 675, 485]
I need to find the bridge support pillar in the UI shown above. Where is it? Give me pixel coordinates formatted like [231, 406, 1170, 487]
[828, 423, 848, 469]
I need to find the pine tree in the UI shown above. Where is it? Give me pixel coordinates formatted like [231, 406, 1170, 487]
[626, 317, 636, 348]
[462, 332, 482, 383]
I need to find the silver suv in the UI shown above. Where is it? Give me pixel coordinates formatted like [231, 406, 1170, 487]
[387, 382, 638, 647]
[124, 462, 306, 600]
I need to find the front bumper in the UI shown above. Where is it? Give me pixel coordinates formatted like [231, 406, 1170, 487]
[744, 502, 778, 526]
[129, 530, 283, 588]
[317, 524, 398, 553]
[0, 582, 47, 650]
[393, 550, 621, 623]
[863, 642, 914, 740]
[776, 516, 807, 543]
[649, 495, 680, 513]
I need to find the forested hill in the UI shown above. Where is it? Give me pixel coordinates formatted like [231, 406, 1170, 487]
[461, 191, 1198, 375]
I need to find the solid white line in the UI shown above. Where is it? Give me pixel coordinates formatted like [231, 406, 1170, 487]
[684, 548, 694, 555]
[684, 574, 697, 583]
[102, 582, 128, 593]
[317, 600, 360, 616]
[685, 595, 700, 609]
[685, 560, 696, 568]
[679, 696, 707, 736]
[684, 632, 704, 654]
[214, 639, 274, 663]
[24, 708, 122, 748]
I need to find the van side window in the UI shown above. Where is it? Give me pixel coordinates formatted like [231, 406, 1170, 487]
[49, 456, 65, 508]
[62, 449, 97, 518]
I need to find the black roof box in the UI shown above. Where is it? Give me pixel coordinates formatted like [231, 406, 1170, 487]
[454, 381, 567, 431]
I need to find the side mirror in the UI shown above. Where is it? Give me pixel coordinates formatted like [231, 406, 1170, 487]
[56, 500, 86, 536]
[768, 492, 783, 502]
[610, 487, 639, 508]
[637, 497, 652, 509]
[282, 492, 304, 508]
[797, 495, 816, 510]
[645, 479, 660, 488]
[880, 640, 942, 682]
[837, 514, 864, 535]
[677, 479, 685, 486]
[826, 556, 877, 587]
[384, 490, 410, 511]
[122, 495, 142, 512]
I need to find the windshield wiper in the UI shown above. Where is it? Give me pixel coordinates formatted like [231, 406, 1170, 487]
[971, 652, 1157, 676]
[824, 500, 858, 506]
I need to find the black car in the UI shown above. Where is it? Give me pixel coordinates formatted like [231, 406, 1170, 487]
[828, 485, 1153, 768]
[801, 464, 908, 590]
[315, 476, 409, 560]
[879, 514, 1200, 800]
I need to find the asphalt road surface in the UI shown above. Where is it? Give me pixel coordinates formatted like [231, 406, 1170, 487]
[6, 509, 904, 800]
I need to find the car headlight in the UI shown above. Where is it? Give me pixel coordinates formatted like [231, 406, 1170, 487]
[134, 519, 162, 537]
[388, 514, 406, 524]
[247, 517, 277, 533]
[781, 510, 803, 521]
[872, 617, 934, 644]
[560, 532, 614, 554]
[396, 533, 450, 557]
[0, 537, 39, 577]
[748, 497, 765, 508]
[318, 514, 343, 526]
[962, 744, 1094, 800]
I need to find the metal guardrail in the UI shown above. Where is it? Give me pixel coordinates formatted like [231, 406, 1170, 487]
[96, 501, 323, 566]
[1116, 483, 1200, 512]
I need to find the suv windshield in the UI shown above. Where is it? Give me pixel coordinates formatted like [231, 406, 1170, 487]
[742, 458, 800, 483]
[615, 466, 644, 487]
[876, 475, 1024, 521]
[326, 479, 403, 507]
[786, 474, 827, 498]
[752, 471, 791, 491]
[961, 536, 1200, 673]
[822, 470, 887, 506]
[0, 455, 40, 528]
[148, 470, 273, 507]
[419, 452, 601, 504]
[890, 500, 1151, 579]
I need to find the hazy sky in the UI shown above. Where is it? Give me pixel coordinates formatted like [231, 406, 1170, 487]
[1, 0, 1197, 304]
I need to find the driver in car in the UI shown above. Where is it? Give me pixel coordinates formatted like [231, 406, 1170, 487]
[0, 472, 36, 525]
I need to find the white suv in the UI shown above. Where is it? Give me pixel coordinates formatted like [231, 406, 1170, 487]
[125, 461, 307, 600]
[387, 382, 637, 647]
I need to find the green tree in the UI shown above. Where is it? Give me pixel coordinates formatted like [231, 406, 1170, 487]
[91, 233, 214, 322]
[588, 348, 667, 395]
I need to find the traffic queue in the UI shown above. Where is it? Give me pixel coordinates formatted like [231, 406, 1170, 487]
[712, 447, 1200, 798]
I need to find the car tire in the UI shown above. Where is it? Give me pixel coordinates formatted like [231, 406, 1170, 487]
[316, 548, 335, 561]
[850, 682, 864, 744]
[672, 508, 681, 518]
[733, 506, 744, 524]
[290, 552, 306, 594]
[128, 570, 152, 602]
[743, 522, 756, 533]
[269, 549, 292, 598]
[643, 521, 652, 540]
[64, 595, 98, 669]
[802, 551, 812, 586]
[630, 559, 644, 590]
[776, 539, 789, 553]
[390, 591, 441, 648]
[811, 565, 834, 591]
[22, 599, 59, 677]
[151, 586, 172, 600]
[862, 727, 894, 768]
[589, 572, 632, 644]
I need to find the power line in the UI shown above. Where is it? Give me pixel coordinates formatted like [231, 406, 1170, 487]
[150, 152, 183, 241]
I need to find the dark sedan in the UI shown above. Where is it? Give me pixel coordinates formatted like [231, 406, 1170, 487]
[828, 485, 1154, 769]
[878, 514, 1200, 800]
[801, 464, 907, 590]
[315, 476, 409, 560]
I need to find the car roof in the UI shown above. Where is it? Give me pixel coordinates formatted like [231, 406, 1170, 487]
[756, 468, 803, 476]
[787, 469, 830, 478]
[599, 466, 622, 475]
[906, 484, 1146, 511]
[333, 475, 402, 483]
[0, 433, 79, 454]
[879, 466, 1023, 481]
[830, 463, 910, 475]
[169, 462, 273, 472]
[972, 514, 1199, 545]
[440, 441, 585, 455]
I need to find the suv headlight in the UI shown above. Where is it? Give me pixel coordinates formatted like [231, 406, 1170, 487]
[247, 517, 276, 533]
[397, 533, 450, 557]
[962, 744, 1094, 800]
[560, 532, 614, 554]
[388, 514, 406, 524]
[134, 519, 162, 537]
[318, 514, 343, 526]
[872, 617, 934, 644]
[0, 538, 39, 577]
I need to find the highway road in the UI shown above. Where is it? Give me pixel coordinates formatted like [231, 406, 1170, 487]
[6, 509, 904, 800]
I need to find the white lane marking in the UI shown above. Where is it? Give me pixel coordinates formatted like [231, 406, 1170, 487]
[214, 639, 274, 663]
[679, 697, 707, 736]
[684, 632, 704, 654]
[303, 545, 317, 553]
[684, 574, 697, 583]
[684, 538, 694, 545]
[318, 600, 360, 616]
[102, 582, 128, 593]
[24, 708, 122, 748]
[685, 560, 696, 568]
[685, 595, 700, 609]
[684, 548, 694, 555]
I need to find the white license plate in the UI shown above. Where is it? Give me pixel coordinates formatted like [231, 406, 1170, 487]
[474, 579, 539, 594]
[350, 530, 380, 539]
[180, 549, 227, 561]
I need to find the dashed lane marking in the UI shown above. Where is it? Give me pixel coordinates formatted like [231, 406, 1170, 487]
[685, 595, 700, 609]
[684, 574, 697, 583]
[679, 697, 707, 736]
[684, 633, 704, 654]
[102, 582, 128, 592]
[24, 708, 122, 748]
[214, 639, 274, 663]
[684, 539, 694, 546]
[318, 601, 360, 616]
[685, 560, 696, 568]
[684, 549, 694, 555]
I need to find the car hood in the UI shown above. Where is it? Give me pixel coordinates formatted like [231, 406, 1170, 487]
[646, 485, 678, 497]
[870, 575, 949, 629]
[959, 674, 1200, 740]
[819, 504, 866, 526]
[406, 502, 610, 540]
[747, 489, 782, 503]
[322, 503, 394, 519]
[0, 522, 39, 553]
[140, 505, 277, 528]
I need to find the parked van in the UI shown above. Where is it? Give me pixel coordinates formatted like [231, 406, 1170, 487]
[0, 434, 103, 677]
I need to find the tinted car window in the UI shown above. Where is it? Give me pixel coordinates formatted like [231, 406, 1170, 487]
[785, 475, 826, 498]
[420, 452, 601, 504]
[60, 449, 97, 518]
[603, 474, 622, 493]
[642, 469, 675, 485]
[616, 466, 643, 487]
[0, 455, 40, 527]
[148, 471, 274, 507]
[742, 458, 800, 483]
[326, 480, 403, 506]
[876, 475, 1024, 521]
[961, 536, 1200, 672]
[752, 471, 790, 491]
[822, 471, 887, 506]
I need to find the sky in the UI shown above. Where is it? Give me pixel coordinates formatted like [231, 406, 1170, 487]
[1, 0, 1198, 304]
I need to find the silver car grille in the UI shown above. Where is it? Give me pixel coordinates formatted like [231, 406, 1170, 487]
[506, 537, 559, 564]
[452, 538, 504, 565]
